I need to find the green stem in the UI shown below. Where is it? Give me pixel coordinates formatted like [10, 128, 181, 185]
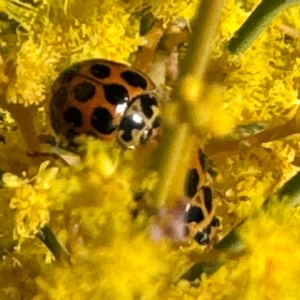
[178, 0, 225, 80]
[154, 124, 193, 207]
[154, 0, 225, 208]
[228, 0, 300, 53]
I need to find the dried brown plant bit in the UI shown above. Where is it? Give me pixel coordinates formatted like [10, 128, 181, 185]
[145, 17, 191, 87]
[158, 17, 190, 53]
[134, 18, 164, 73]
[277, 24, 299, 40]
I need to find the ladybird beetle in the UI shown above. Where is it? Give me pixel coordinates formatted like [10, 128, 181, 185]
[50, 59, 160, 148]
[184, 147, 220, 245]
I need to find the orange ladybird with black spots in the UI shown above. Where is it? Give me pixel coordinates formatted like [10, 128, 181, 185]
[50, 59, 161, 148]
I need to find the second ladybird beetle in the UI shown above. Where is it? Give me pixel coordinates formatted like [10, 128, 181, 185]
[184, 147, 220, 245]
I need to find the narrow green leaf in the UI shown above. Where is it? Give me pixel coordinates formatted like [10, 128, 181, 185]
[228, 0, 300, 53]
[36, 226, 65, 261]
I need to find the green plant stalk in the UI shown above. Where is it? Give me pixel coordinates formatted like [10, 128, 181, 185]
[179, 0, 225, 79]
[154, 0, 225, 208]
[154, 124, 193, 207]
[181, 170, 300, 281]
[228, 0, 300, 53]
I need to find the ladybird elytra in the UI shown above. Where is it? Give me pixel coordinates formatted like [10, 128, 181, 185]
[50, 59, 159, 148]
[184, 146, 220, 245]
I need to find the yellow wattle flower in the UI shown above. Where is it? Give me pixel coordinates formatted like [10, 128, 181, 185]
[0, 0, 299, 299]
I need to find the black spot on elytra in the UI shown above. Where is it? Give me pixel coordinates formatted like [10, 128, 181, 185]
[152, 116, 161, 128]
[63, 107, 83, 127]
[119, 115, 145, 142]
[52, 87, 68, 108]
[120, 70, 147, 89]
[194, 228, 211, 245]
[91, 107, 117, 134]
[184, 168, 199, 198]
[139, 128, 152, 145]
[186, 206, 204, 223]
[90, 63, 111, 79]
[103, 84, 129, 105]
[61, 63, 80, 83]
[203, 186, 213, 214]
[140, 94, 158, 119]
[73, 81, 96, 103]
